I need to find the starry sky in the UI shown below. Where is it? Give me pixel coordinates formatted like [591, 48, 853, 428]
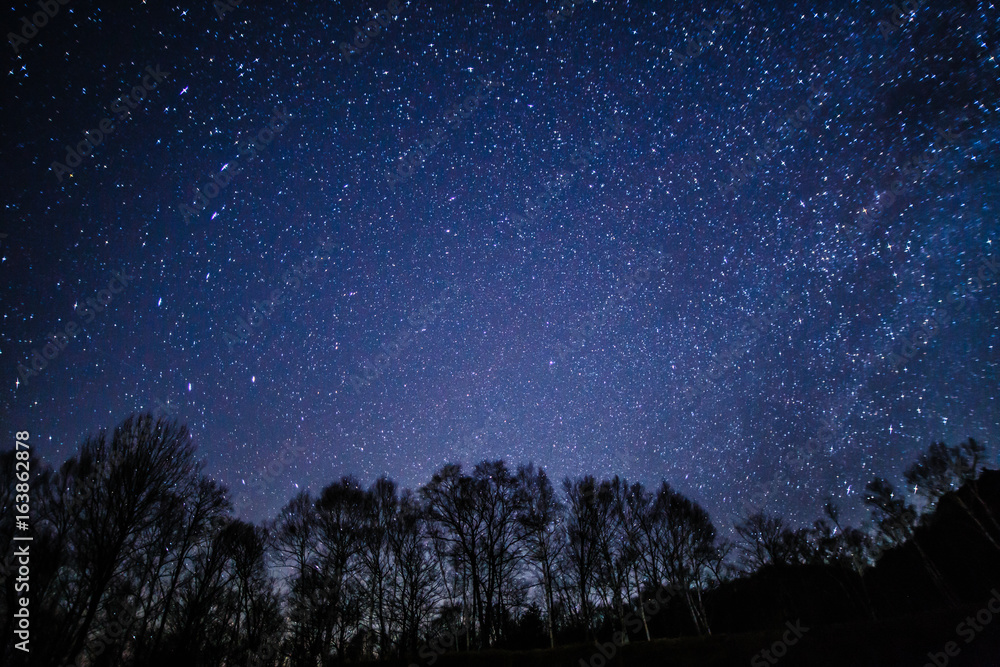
[1, 0, 998, 530]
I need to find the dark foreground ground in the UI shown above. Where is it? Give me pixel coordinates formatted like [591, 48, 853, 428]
[372, 606, 1000, 667]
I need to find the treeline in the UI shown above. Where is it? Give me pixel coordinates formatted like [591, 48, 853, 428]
[1, 414, 998, 667]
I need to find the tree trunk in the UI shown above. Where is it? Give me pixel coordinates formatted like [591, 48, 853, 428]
[693, 585, 711, 635]
[544, 563, 555, 648]
[913, 536, 959, 607]
[634, 569, 651, 641]
[683, 587, 704, 636]
[953, 495, 1000, 553]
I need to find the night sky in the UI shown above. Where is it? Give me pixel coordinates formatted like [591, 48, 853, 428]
[2, 0, 998, 531]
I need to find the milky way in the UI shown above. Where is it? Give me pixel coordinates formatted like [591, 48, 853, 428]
[2, 0, 998, 530]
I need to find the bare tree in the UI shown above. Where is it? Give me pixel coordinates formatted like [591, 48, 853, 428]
[620, 481, 655, 641]
[361, 477, 398, 658]
[591, 477, 636, 639]
[44, 414, 199, 667]
[422, 464, 487, 646]
[651, 482, 715, 635]
[272, 490, 323, 666]
[734, 512, 786, 572]
[905, 440, 1000, 553]
[13, 416, 1000, 666]
[864, 477, 957, 606]
[561, 476, 600, 637]
[515, 464, 563, 648]
[388, 489, 440, 659]
[471, 460, 525, 645]
[315, 476, 368, 661]
[131, 476, 230, 663]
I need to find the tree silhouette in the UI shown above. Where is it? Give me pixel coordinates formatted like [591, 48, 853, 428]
[51, 415, 198, 667]
[864, 476, 958, 607]
[561, 475, 601, 639]
[2, 414, 998, 666]
[734, 512, 786, 571]
[515, 464, 563, 648]
[905, 440, 1000, 554]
